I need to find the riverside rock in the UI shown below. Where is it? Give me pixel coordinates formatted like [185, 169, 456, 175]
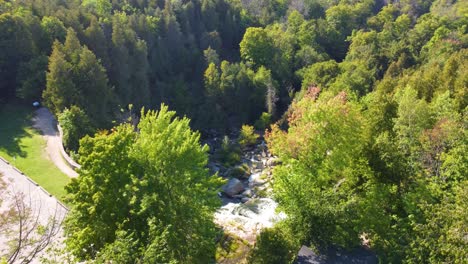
[222, 178, 245, 197]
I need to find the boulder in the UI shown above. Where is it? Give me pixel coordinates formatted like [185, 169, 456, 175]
[241, 197, 250, 203]
[222, 178, 245, 197]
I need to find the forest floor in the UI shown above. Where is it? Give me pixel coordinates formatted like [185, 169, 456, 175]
[0, 104, 69, 199]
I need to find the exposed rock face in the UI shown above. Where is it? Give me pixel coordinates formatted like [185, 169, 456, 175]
[222, 178, 245, 197]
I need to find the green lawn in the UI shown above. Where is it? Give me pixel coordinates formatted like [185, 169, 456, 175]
[0, 104, 70, 200]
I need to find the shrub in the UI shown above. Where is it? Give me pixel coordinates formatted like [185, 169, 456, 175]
[254, 112, 272, 131]
[238, 125, 259, 148]
[216, 136, 241, 166]
[58, 106, 94, 152]
[248, 227, 294, 264]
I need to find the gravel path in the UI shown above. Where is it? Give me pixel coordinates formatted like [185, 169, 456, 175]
[32, 108, 78, 178]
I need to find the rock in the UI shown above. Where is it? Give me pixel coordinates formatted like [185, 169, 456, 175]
[249, 173, 267, 187]
[252, 179, 266, 187]
[266, 157, 279, 167]
[253, 168, 262, 174]
[241, 197, 250, 203]
[255, 162, 264, 170]
[225, 164, 250, 179]
[242, 189, 253, 197]
[208, 162, 221, 174]
[222, 178, 245, 197]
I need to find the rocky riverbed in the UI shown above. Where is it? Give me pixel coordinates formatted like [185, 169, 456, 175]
[207, 137, 286, 244]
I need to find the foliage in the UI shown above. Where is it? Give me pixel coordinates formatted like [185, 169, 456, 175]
[216, 136, 242, 167]
[64, 104, 224, 262]
[254, 112, 272, 131]
[43, 29, 112, 127]
[0, 0, 467, 261]
[267, 89, 369, 248]
[238, 125, 259, 148]
[58, 106, 94, 152]
[248, 227, 295, 264]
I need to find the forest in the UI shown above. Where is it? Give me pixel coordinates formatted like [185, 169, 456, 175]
[0, 0, 467, 263]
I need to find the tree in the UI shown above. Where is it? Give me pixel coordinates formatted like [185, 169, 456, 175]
[266, 89, 370, 247]
[240, 27, 275, 68]
[393, 86, 432, 168]
[109, 13, 150, 109]
[238, 124, 259, 148]
[43, 29, 113, 126]
[300, 60, 340, 89]
[0, 13, 34, 102]
[42, 41, 77, 115]
[83, 17, 110, 69]
[64, 105, 224, 262]
[64, 124, 137, 259]
[248, 227, 294, 264]
[407, 181, 468, 263]
[40, 16, 66, 51]
[16, 55, 48, 101]
[58, 106, 95, 152]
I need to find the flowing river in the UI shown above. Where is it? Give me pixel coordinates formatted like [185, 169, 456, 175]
[210, 140, 286, 243]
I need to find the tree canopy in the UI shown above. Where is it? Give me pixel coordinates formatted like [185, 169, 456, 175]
[64, 105, 224, 263]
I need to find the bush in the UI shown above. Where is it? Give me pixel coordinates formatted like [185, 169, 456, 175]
[216, 136, 241, 167]
[58, 106, 94, 152]
[248, 227, 294, 264]
[238, 125, 259, 148]
[226, 164, 251, 179]
[254, 112, 272, 131]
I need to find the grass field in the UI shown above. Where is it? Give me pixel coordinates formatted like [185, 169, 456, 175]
[0, 104, 69, 199]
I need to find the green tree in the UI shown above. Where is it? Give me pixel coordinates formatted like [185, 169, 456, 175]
[407, 182, 468, 263]
[64, 124, 137, 259]
[58, 106, 95, 152]
[0, 13, 34, 102]
[42, 41, 77, 115]
[238, 124, 259, 148]
[65, 105, 224, 262]
[393, 87, 432, 165]
[240, 27, 275, 68]
[248, 227, 294, 264]
[300, 60, 340, 89]
[266, 89, 370, 247]
[16, 55, 48, 101]
[40, 16, 66, 51]
[43, 29, 113, 126]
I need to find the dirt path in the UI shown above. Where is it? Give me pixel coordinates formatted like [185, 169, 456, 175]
[32, 108, 78, 178]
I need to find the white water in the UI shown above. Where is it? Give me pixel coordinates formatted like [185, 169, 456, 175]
[214, 198, 286, 243]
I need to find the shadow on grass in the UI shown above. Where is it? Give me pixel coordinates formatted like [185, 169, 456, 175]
[0, 104, 35, 158]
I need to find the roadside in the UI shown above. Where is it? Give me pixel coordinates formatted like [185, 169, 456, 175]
[0, 104, 69, 198]
[0, 158, 68, 263]
[32, 108, 78, 178]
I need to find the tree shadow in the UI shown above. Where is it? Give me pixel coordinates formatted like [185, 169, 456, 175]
[0, 104, 35, 158]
